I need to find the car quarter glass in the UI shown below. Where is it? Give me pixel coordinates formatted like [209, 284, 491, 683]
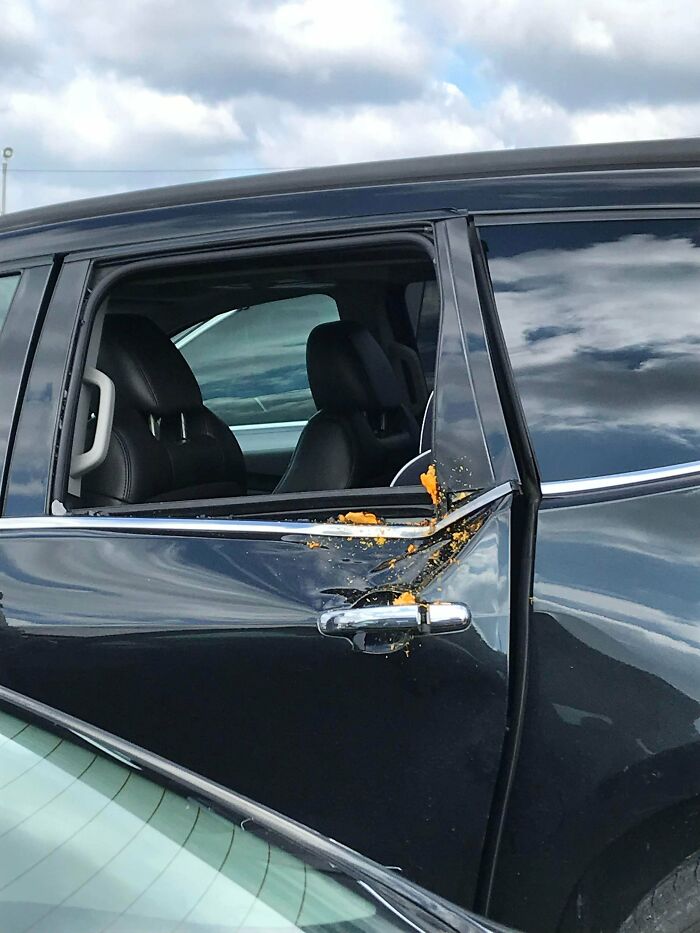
[483, 219, 700, 484]
[0, 274, 21, 331]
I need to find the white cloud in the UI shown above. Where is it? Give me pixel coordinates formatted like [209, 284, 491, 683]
[1, 0, 699, 212]
[570, 102, 700, 144]
[0, 0, 39, 70]
[36, 0, 429, 106]
[5, 73, 245, 164]
[437, 0, 700, 107]
[255, 82, 503, 167]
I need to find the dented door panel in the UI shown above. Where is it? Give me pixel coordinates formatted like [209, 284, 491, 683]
[0, 494, 512, 907]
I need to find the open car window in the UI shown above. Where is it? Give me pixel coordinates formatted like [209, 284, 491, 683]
[63, 236, 443, 514]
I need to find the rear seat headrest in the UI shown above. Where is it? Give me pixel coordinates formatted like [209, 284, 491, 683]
[98, 315, 202, 417]
[307, 321, 403, 413]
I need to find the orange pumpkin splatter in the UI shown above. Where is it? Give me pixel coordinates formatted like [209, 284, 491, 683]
[420, 464, 439, 507]
[393, 591, 417, 606]
[338, 511, 381, 525]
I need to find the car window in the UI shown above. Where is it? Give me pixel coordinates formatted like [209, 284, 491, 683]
[405, 280, 440, 390]
[0, 707, 436, 932]
[176, 294, 339, 428]
[484, 219, 700, 483]
[0, 273, 20, 333]
[68, 240, 440, 510]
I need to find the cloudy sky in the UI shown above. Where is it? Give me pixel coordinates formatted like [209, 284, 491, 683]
[3, 0, 700, 212]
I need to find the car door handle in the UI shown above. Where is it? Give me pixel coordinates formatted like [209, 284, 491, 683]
[318, 602, 470, 654]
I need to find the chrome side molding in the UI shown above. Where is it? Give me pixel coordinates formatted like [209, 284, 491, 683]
[0, 482, 515, 541]
[541, 459, 700, 497]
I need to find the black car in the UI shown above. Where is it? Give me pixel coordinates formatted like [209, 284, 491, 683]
[0, 684, 506, 932]
[0, 137, 699, 932]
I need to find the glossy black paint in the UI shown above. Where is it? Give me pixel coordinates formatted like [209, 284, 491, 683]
[0, 502, 512, 906]
[492, 483, 700, 931]
[4, 260, 89, 516]
[433, 221, 495, 496]
[483, 218, 700, 483]
[0, 167, 699, 266]
[0, 213, 520, 911]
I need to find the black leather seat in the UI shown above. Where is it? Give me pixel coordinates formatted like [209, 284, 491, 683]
[276, 321, 418, 494]
[83, 315, 246, 506]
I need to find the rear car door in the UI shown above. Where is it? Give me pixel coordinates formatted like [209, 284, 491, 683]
[479, 213, 700, 932]
[0, 217, 523, 911]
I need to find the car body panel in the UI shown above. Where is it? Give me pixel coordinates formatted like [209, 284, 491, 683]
[491, 483, 700, 930]
[0, 492, 513, 906]
[0, 171, 693, 267]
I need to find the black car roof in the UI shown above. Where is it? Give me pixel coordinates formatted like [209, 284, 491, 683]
[1, 136, 699, 237]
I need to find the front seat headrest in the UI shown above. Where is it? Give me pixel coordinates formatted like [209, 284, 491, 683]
[307, 321, 403, 413]
[275, 321, 419, 495]
[99, 315, 202, 416]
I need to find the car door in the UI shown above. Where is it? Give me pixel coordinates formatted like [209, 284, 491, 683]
[477, 213, 700, 932]
[0, 218, 523, 911]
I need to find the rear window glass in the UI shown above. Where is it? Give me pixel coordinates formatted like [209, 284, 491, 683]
[0, 274, 20, 332]
[484, 219, 700, 482]
[176, 294, 339, 427]
[405, 280, 439, 390]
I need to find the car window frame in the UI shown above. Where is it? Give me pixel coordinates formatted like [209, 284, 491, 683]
[53, 230, 437, 512]
[46, 221, 505, 525]
[0, 216, 516, 543]
[0, 269, 22, 332]
[0, 257, 57, 512]
[475, 207, 700, 502]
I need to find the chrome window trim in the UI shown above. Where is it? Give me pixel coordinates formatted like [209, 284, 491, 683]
[2, 482, 515, 540]
[229, 420, 307, 433]
[474, 206, 700, 225]
[542, 460, 700, 496]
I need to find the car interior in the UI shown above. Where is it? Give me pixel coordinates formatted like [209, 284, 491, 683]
[63, 238, 441, 517]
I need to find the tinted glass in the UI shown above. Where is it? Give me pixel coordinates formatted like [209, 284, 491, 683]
[484, 220, 700, 482]
[405, 280, 440, 390]
[176, 294, 339, 427]
[0, 273, 20, 333]
[0, 708, 431, 932]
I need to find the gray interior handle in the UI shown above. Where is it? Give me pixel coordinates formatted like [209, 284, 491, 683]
[70, 366, 115, 479]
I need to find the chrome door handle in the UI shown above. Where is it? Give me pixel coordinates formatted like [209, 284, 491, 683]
[318, 602, 470, 654]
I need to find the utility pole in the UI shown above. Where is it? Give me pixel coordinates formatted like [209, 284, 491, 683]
[1, 148, 13, 215]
